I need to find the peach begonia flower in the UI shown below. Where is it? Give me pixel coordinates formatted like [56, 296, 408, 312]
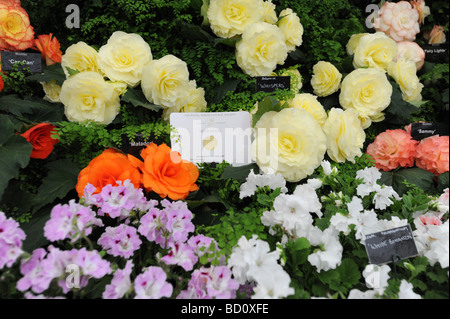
[410, 0, 430, 25]
[415, 135, 449, 176]
[0, 0, 34, 51]
[395, 41, 425, 70]
[366, 129, 418, 171]
[34, 33, 63, 66]
[428, 25, 446, 45]
[374, 1, 420, 42]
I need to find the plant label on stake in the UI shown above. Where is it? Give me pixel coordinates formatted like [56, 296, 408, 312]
[410, 122, 447, 141]
[1, 51, 42, 73]
[256, 76, 290, 92]
[364, 225, 419, 265]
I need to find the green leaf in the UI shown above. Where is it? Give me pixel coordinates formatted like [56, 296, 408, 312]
[380, 168, 435, 196]
[0, 94, 65, 123]
[436, 172, 449, 193]
[220, 163, 259, 181]
[122, 87, 162, 112]
[0, 115, 32, 201]
[384, 78, 419, 125]
[175, 19, 216, 43]
[31, 159, 81, 213]
[19, 209, 50, 253]
[252, 96, 288, 126]
[210, 78, 241, 104]
[26, 63, 66, 86]
[338, 258, 361, 289]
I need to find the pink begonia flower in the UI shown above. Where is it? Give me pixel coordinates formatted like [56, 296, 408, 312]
[366, 129, 418, 171]
[97, 224, 142, 259]
[395, 41, 425, 70]
[0, 211, 26, 269]
[415, 135, 449, 176]
[410, 0, 430, 25]
[428, 25, 446, 45]
[134, 266, 173, 299]
[374, 1, 420, 42]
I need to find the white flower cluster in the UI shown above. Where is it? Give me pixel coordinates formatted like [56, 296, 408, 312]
[227, 235, 294, 299]
[239, 169, 288, 199]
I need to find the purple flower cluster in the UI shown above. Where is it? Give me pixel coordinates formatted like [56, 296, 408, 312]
[17, 246, 111, 294]
[44, 200, 103, 243]
[0, 211, 26, 269]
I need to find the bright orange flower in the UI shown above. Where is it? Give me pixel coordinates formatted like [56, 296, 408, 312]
[0, 73, 4, 91]
[76, 149, 142, 198]
[130, 143, 199, 201]
[34, 33, 62, 66]
[0, 1, 34, 51]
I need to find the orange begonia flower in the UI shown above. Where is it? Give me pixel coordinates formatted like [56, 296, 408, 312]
[130, 143, 199, 201]
[76, 149, 142, 198]
[33, 33, 62, 66]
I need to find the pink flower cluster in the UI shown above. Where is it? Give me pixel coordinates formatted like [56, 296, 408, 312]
[83, 180, 158, 220]
[3, 180, 239, 299]
[0, 211, 26, 269]
[44, 200, 103, 243]
[17, 246, 111, 294]
[367, 127, 449, 176]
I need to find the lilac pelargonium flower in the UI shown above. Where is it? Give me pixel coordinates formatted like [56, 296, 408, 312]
[134, 266, 173, 299]
[160, 242, 198, 272]
[43, 200, 103, 243]
[177, 266, 239, 299]
[83, 180, 158, 220]
[97, 224, 142, 259]
[103, 260, 134, 299]
[162, 199, 195, 244]
[0, 211, 26, 269]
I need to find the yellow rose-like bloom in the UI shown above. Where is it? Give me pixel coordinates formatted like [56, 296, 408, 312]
[207, 0, 264, 38]
[61, 42, 103, 78]
[141, 54, 191, 108]
[387, 59, 423, 103]
[278, 8, 304, 53]
[60, 71, 120, 125]
[289, 93, 327, 126]
[252, 108, 327, 182]
[339, 68, 392, 129]
[41, 80, 61, 103]
[323, 108, 365, 163]
[353, 32, 398, 71]
[98, 31, 152, 88]
[236, 22, 288, 77]
[311, 61, 342, 97]
[346, 33, 368, 56]
[279, 68, 302, 93]
[163, 80, 207, 120]
[260, 0, 277, 24]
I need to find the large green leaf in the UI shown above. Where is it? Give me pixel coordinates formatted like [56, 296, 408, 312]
[122, 87, 163, 112]
[31, 159, 81, 213]
[252, 96, 288, 126]
[380, 167, 436, 196]
[220, 163, 260, 181]
[383, 78, 419, 126]
[0, 115, 32, 201]
[26, 63, 66, 86]
[0, 94, 65, 123]
[20, 208, 50, 253]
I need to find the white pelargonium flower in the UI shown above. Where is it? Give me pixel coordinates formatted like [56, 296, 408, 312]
[398, 280, 422, 299]
[363, 264, 391, 293]
[307, 226, 343, 272]
[239, 169, 288, 199]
